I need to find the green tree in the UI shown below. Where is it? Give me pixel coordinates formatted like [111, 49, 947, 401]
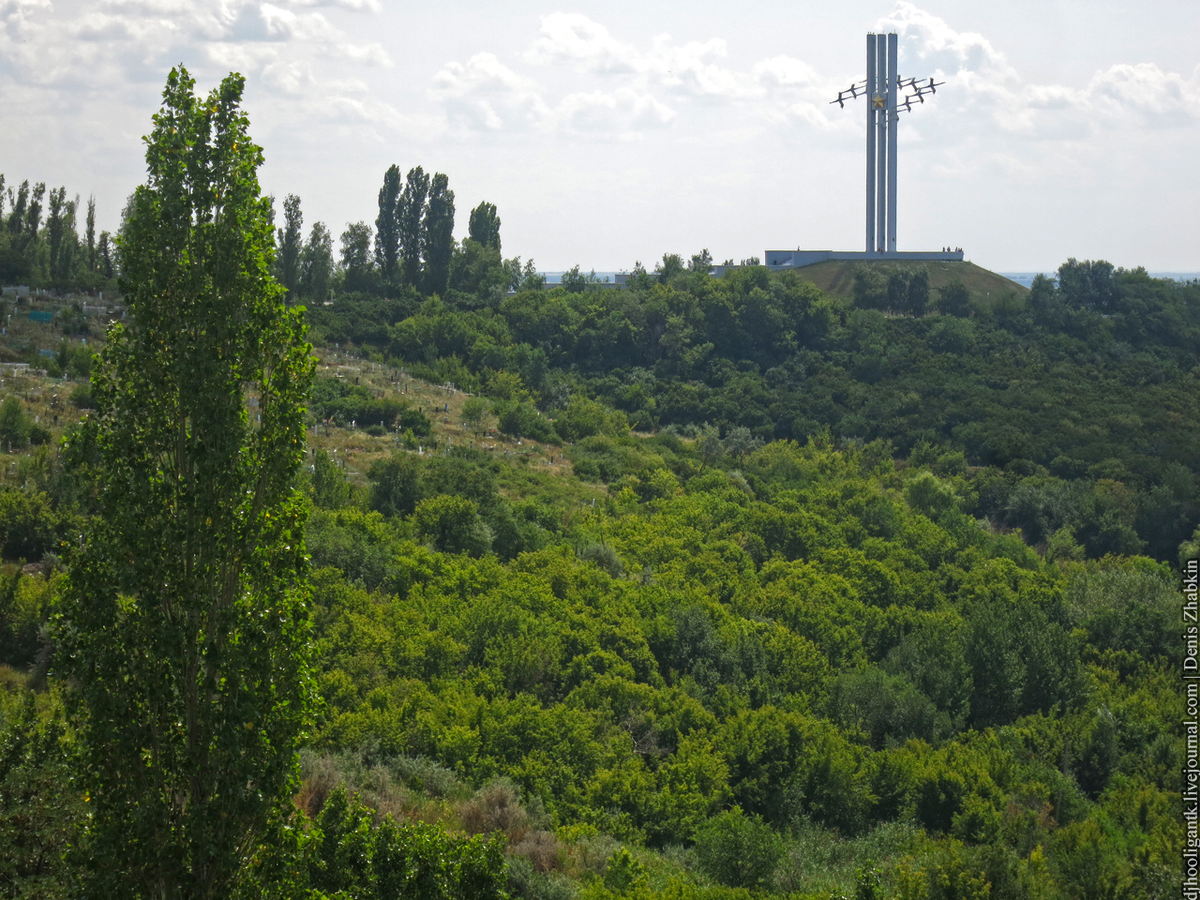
[1180, 525, 1200, 568]
[414, 494, 492, 556]
[300, 220, 333, 301]
[0, 398, 29, 449]
[85, 195, 96, 272]
[5, 180, 26, 237]
[0, 696, 82, 899]
[340, 221, 375, 293]
[6, 181, 45, 275]
[22, 182, 45, 265]
[693, 808, 784, 890]
[1058, 258, 1116, 312]
[448, 238, 507, 301]
[461, 396, 488, 434]
[656, 252, 685, 283]
[375, 164, 401, 282]
[853, 265, 886, 309]
[62, 194, 79, 281]
[906, 265, 930, 316]
[561, 264, 597, 293]
[423, 172, 455, 296]
[0, 490, 60, 562]
[368, 453, 421, 519]
[277, 193, 303, 295]
[468, 200, 501, 251]
[886, 269, 910, 313]
[937, 279, 972, 316]
[399, 166, 430, 287]
[46, 186, 68, 281]
[309, 786, 508, 899]
[58, 67, 315, 899]
[98, 231, 114, 279]
[312, 448, 350, 509]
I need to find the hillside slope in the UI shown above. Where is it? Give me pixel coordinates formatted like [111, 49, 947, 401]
[786, 258, 1026, 300]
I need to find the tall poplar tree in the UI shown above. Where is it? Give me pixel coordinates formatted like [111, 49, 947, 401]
[339, 221, 374, 293]
[422, 172, 454, 296]
[46, 186, 67, 280]
[300, 221, 333, 301]
[277, 193, 303, 295]
[468, 200, 501, 251]
[22, 182, 44, 252]
[97, 231, 113, 279]
[374, 164, 401, 283]
[6, 181, 28, 238]
[61, 194, 78, 280]
[398, 165, 429, 288]
[85, 195, 97, 272]
[59, 67, 315, 899]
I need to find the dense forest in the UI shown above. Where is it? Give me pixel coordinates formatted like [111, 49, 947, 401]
[304, 248, 1200, 567]
[0, 68, 1193, 899]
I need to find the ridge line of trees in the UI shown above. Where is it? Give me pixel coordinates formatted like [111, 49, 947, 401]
[0, 174, 115, 289]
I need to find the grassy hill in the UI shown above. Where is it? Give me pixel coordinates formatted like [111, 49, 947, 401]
[787, 258, 1027, 301]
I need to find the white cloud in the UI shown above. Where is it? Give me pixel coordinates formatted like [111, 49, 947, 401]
[287, 0, 379, 11]
[258, 58, 313, 93]
[1088, 62, 1200, 124]
[877, 1, 1199, 140]
[879, 1, 1015, 81]
[434, 13, 780, 137]
[0, 0, 55, 76]
[558, 88, 675, 137]
[333, 40, 389, 67]
[0, 0, 402, 218]
[646, 34, 751, 100]
[753, 56, 822, 90]
[526, 13, 754, 101]
[1, 0, 53, 21]
[41, 0, 392, 80]
[433, 52, 551, 132]
[434, 49, 686, 139]
[434, 44, 680, 140]
[525, 12, 638, 74]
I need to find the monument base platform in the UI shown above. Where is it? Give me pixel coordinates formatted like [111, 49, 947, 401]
[765, 249, 964, 269]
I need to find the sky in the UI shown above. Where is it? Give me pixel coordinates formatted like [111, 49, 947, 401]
[1, 0, 1197, 273]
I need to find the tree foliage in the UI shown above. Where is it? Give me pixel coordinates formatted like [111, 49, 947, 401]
[277, 193, 303, 295]
[423, 172, 455, 296]
[399, 167, 430, 288]
[375, 164, 402, 283]
[57, 67, 315, 899]
[468, 201, 501, 251]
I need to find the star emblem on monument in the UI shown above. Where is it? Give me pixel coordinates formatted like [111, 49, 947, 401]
[872, 93, 886, 109]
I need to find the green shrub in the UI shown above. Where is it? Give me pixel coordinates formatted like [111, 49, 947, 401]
[0, 492, 60, 562]
[69, 383, 94, 409]
[413, 495, 492, 557]
[0, 399, 29, 449]
[693, 809, 784, 890]
[311, 786, 508, 900]
[496, 400, 559, 444]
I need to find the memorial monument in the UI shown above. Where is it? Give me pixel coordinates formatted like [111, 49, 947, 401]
[766, 32, 962, 269]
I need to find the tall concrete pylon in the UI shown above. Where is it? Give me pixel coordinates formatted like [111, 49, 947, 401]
[838, 33, 943, 255]
[865, 33, 898, 254]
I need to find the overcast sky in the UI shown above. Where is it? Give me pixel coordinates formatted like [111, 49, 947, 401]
[2, 0, 1197, 273]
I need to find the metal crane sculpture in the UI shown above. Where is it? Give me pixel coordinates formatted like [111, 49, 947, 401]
[830, 34, 943, 254]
